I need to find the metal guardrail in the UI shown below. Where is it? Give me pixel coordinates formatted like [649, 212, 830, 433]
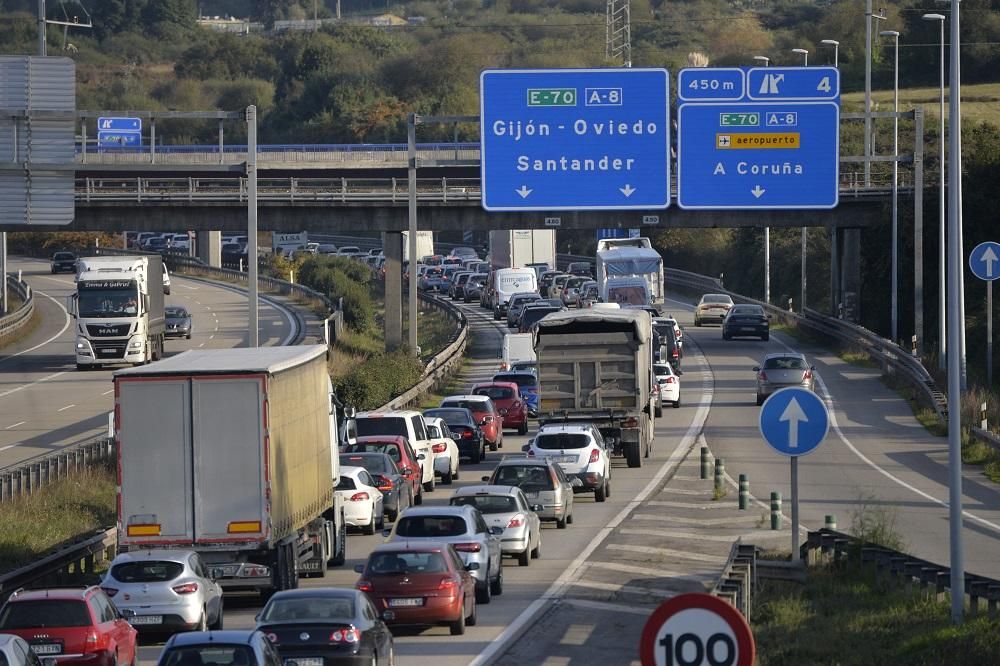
[0, 528, 116, 603]
[712, 541, 756, 617]
[0, 437, 115, 504]
[0, 275, 36, 345]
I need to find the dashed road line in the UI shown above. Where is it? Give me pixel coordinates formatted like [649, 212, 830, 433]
[4, 422, 25, 430]
[583, 561, 715, 581]
[57, 404, 75, 412]
[630, 513, 761, 525]
[0, 372, 66, 399]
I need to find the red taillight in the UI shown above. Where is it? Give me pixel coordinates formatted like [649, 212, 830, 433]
[671, 348, 679, 360]
[330, 627, 360, 644]
[589, 449, 600, 463]
[85, 632, 98, 645]
[803, 370, 813, 380]
[461, 430, 473, 439]
[759, 371, 768, 381]
[172, 582, 198, 594]
[665, 376, 675, 384]
[356, 580, 373, 593]
[374, 476, 393, 492]
[432, 443, 447, 453]
[507, 515, 524, 528]
[438, 576, 460, 590]
[453, 542, 482, 553]
[101, 587, 118, 598]
[350, 492, 370, 502]
[623, 416, 638, 428]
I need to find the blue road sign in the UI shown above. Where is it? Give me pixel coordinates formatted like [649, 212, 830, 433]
[746, 67, 840, 101]
[969, 241, 1000, 282]
[480, 68, 670, 211]
[98, 117, 141, 132]
[97, 131, 142, 147]
[759, 387, 829, 457]
[678, 68, 745, 102]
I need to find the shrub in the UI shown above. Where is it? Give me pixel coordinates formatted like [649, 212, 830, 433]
[334, 351, 422, 410]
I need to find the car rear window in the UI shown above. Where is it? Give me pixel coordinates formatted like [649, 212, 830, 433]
[162, 647, 255, 666]
[474, 387, 514, 400]
[493, 465, 555, 490]
[764, 357, 807, 370]
[394, 515, 468, 538]
[355, 417, 407, 438]
[0, 600, 91, 628]
[424, 409, 472, 426]
[702, 295, 733, 304]
[441, 400, 486, 412]
[111, 561, 184, 583]
[535, 433, 590, 450]
[336, 476, 357, 491]
[450, 495, 518, 514]
[339, 454, 391, 475]
[496, 373, 537, 388]
[259, 596, 355, 622]
[367, 551, 447, 574]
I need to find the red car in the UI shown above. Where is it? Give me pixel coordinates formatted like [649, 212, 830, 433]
[0, 586, 138, 666]
[440, 395, 503, 451]
[355, 541, 478, 635]
[345, 435, 424, 505]
[471, 382, 528, 435]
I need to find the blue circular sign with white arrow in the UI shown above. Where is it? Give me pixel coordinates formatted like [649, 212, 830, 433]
[758, 387, 829, 457]
[969, 241, 1000, 282]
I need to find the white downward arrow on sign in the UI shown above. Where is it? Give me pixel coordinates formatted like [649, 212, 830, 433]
[620, 184, 636, 197]
[982, 246, 998, 277]
[516, 186, 533, 199]
[778, 397, 808, 448]
[751, 185, 766, 198]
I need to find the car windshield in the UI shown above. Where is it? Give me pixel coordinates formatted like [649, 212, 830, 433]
[493, 465, 554, 489]
[367, 551, 448, 575]
[424, 409, 473, 426]
[764, 357, 807, 370]
[162, 646, 255, 666]
[450, 495, 518, 514]
[345, 443, 403, 464]
[474, 387, 514, 400]
[259, 596, 355, 622]
[165, 308, 188, 318]
[339, 454, 392, 475]
[111, 560, 184, 583]
[0, 600, 90, 628]
[535, 433, 590, 450]
[354, 417, 406, 438]
[394, 515, 468, 538]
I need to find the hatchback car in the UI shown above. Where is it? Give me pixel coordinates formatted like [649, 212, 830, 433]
[653, 362, 681, 413]
[344, 435, 425, 506]
[538, 271, 562, 297]
[100, 550, 224, 633]
[471, 382, 528, 435]
[484, 458, 575, 528]
[418, 267, 449, 293]
[694, 293, 734, 326]
[50, 252, 77, 274]
[423, 408, 485, 464]
[336, 466, 385, 535]
[384, 506, 503, 604]
[492, 371, 539, 416]
[156, 630, 278, 666]
[561, 276, 590, 307]
[439, 396, 502, 451]
[518, 304, 562, 334]
[506, 293, 541, 327]
[575, 281, 600, 309]
[450, 486, 541, 567]
[164, 306, 193, 340]
[355, 542, 477, 636]
[0, 634, 43, 666]
[449, 271, 473, 300]
[525, 424, 611, 502]
[723, 304, 770, 341]
[0, 587, 137, 666]
[548, 274, 572, 301]
[423, 416, 460, 485]
[339, 452, 411, 522]
[255, 588, 394, 664]
[754, 353, 816, 405]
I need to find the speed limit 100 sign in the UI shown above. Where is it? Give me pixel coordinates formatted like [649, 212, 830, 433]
[639, 593, 755, 666]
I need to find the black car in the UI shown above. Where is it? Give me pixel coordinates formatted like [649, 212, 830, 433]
[221, 243, 248, 268]
[722, 304, 770, 341]
[157, 631, 279, 666]
[50, 251, 77, 274]
[518, 305, 561, 333]
[255, 589, 394, 666]
[339, 452, 412, 522]
[464, 274, 487, 304]
[423, 407, 485, 464]
[165, 306, 193, 339]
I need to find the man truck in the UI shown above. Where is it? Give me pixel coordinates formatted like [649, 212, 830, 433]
[113, 345, 347, 599]
[534, 309, 656, 468]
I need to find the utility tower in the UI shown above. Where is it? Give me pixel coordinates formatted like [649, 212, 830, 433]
[606, 0, 631, 67]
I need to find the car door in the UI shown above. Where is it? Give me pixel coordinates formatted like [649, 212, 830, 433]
[474, 511, 500, 578]
[515, 489, 540, 546]
[362, 595, 392, 660]
[190, 554, 222, 620]
[554, 465, 573, 514]
[93, 593, 133, 663]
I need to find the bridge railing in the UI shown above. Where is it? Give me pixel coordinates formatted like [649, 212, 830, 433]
[0, 275, 36, 347]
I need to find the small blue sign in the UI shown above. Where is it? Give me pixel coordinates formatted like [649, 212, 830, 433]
[759, 387, 829, 457]
[97, 117, 142, 132]
[480, 68, 670, 211]
[677, 68, 745, 102]
[97, 131, 142, 147]
[747, 67, 840, 101]
[969, 241, 1000, 282]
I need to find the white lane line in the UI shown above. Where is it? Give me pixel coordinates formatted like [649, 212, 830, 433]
[0, 287, 71, 367]
[214, 325, 219, 332]
[643, 500, 732, 510]
[57, 404, 75, 412]
[569, 580, 676, 598]
[631, 513, 760, 525]
[583, 560, 715, 581]
[209, 335, 215, 340]
[4, 422, 26, 430]
[198, 343, 206, 348]
[0, 371, 66, 399]
[606, 543, 730, 564]
[0, 444, 17, 452]
[103, 389, 114, 396]
[560, 598, 654, 617]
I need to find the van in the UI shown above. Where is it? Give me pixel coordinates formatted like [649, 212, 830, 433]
[351, 410, 436, 495]
[492, 268, 538, 321]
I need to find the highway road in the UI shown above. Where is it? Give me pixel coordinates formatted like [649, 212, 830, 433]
[0, 257, 299, 471]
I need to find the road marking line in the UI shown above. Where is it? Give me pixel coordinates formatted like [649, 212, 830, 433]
[209, 335, 214, 340]
[103, 389, 114, 396]
[4, 422, 25, 430]
[558, 623, 595, 647]
[606, 543, 730, 564]
[584, 560, 715, 581]
[198, 343, 206, 348]
[620, 527, 787, 542]
[0, 371, 66, 399]
[631, 513, 760, 525]
[0, 287, 71, 368]
[658, 487, 706, 496]
[558, 598, 654, 617]
[0, 444, 17, 452]
[57, 404, 75, 412]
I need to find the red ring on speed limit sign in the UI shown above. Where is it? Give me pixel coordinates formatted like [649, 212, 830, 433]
[639, 593, 755, 666]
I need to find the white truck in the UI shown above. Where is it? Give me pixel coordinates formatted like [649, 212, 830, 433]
[402, 231, 435, 262]
[500, 332, 536, 371]
[595, 237, 664, 304]
[113, 345, 348, 599]
[489, 229, 556, 271]
[70, 256, 165, 370]
[273, 231, 308, 256]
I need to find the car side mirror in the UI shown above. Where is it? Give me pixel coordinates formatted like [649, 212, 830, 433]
[465, 562, 481, 571]
[752, 366, 760, 372]
[521, 444, 530, 452]
[417, 453, 426, 461]
[354, 564, 366, 574]
[490, 526, 504, 536]
[531, 504, 543, 512]
[498, 408, 508, 416]
[481, 475, 490, 482]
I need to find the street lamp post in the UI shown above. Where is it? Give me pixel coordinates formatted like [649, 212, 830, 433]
[754, 55, 771, 304]
[792, 48, 809, 310]
[865, 1, 887, 187]
[881, 30, 900, 344]
[791, 48, 809, 66]
[922, 12, 946, 369]
[821, 39, 840, 67]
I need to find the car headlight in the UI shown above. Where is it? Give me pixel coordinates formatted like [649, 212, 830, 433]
[128, 338, 143, 349]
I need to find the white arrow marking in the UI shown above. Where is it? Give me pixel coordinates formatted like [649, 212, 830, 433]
[751, 185, 766, 198]
[778, 397, 808, 449]
[620, 184, 636, 197]
[982, 246, 998, 277]
[516, 186, 532, 199]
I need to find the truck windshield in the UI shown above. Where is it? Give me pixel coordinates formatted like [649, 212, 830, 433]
[78, 287, 139, 317]
[608, 286, 647, 305]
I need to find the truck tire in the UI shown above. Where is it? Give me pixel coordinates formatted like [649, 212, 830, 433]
[625, 442, 642, 468]
[329, 516, 347, 566]
[423, 475, 435, 493]
[655, 405, 663, 418]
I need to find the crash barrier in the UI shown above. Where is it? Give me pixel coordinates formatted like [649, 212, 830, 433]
[0, 275, 35, 346]
[0, 528, 116, 603]
[0, 437, 114, 504]
[712, 541, 757, 618]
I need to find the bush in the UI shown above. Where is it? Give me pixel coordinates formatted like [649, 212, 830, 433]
[334, 351, 422, 410]
[296, 257, 374, 331]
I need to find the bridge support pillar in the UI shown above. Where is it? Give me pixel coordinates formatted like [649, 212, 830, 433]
[840, 228, 862, 323]
[196, 230, 222, 267]
[382, 231, 403, 352]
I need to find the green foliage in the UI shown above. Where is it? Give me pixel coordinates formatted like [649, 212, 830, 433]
[333, 351, 423, 410]
[295, 256, 374, 331]
[6, 232, 121, 257]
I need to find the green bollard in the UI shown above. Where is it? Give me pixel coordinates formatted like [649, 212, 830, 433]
[700, 446, 711, 480]
[770, 491, 782, 530]
[714, 458, 725, 493]
[825, 514, 837, 530]
[738, 474, 749, 510]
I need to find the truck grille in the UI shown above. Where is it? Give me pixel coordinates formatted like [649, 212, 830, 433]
[87, 324, 131, 337]
[92, 341, 127, 358]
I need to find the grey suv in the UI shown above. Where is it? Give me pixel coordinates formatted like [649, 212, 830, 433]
[484, 457, 575, 529]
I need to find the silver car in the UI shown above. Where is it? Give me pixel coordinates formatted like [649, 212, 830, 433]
[100, 550, 224, 633]
[0, 634, 42, 666]
[754, 352, 816, 405]
[450, 485, 542, 567]
[507, 292, 541, 327]
[485, 457, 575, 529]
[384, 505, 504, 604]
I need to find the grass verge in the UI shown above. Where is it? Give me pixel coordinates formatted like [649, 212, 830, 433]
[0, 466, 116, 573]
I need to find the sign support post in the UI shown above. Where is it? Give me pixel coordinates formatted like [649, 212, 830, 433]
[790, 456, 800, 561]
[246, 105, 258, 348]
[969, 241, 1000, 389]
[989, 280, 993, 388]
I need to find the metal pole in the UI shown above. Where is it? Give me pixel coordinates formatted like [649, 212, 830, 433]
[764, 226, 770, 304]
[938, 17, 947, 369]
[246, 105, 259, 348]
[37, 0, 46, 55]
[989, 280, 993, 388]
[791, 456, 800, 561]
[888, 32, 900, 343]
[801, 227, 807, 311]
[914, 108, 925, 356]
[945, 0, 965, 625]
[0, 233, 6, 315]
[864, 0, 873, 187]
[407, 114, 418, 355]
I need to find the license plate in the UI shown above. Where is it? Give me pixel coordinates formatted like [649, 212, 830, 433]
[556, 455, 577, 463]
[99, 349, 118, 355]
[33, 645, 61, 655]
[300, 560, 321, 570]
[741, 327, 757, 332]
[129, 615, 162, 625]
[389, 597, 423, 607]
[526, 491, 539, 499]
[285, 659, 323, 666]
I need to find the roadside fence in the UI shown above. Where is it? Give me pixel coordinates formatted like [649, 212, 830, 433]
[0, 274, 36, 347]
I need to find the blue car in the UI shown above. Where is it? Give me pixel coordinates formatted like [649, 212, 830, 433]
[493, 371, 539, 416]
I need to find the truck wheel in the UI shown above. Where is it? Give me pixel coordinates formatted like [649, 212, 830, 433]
[329, 517, 347, 566]
[625, 442, 642, 468]
[655, 405, 663, 418]
[441, 467, 453, 485]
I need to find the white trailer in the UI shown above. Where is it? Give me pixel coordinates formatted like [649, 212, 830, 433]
[489, 229, 556, 270]
[402, 231, 435, 262]
[595, 237, 664, 304]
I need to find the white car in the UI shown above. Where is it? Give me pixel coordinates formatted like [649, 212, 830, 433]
[450, 485, 541, 567]
[0, 633, 43, 666]
[654, 362, 681, 414]
[694, 293, 734, 326]
[336, 466, 384, 535]
[524, 423, 611, 502]
[424, 416, 460, 485]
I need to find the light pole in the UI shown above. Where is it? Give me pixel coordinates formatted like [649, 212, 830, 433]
[881, 29, 900, 343]
[865, 1, 887, 187]
[923, 12, 946, 369]
[791, 48, 809, 65]
[754, 55, 771, 304]
[821, 39, 840, 67]
[792, 48, 809, 310]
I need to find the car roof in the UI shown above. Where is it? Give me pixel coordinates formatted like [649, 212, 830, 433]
[266, 588, 358, 602]
[340, 466, 370, 480]
[762, 352, 807, 361]
[442, 395, 490, 403]
[452, 484, 522, 498]
[165, 631, 261, 648]
[110, 549, 197, 564]
[7, 587, 97, 602]
[494, 456, 551, 468]
[357, 409, 422, 419]
[536, 423, 592, 434]
[700, 293, 733, 301]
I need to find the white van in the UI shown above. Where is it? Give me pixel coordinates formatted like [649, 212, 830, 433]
[492, 267, 538, 320]
[500, 332, 535, 371]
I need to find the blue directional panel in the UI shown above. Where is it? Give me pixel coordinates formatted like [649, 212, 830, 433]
[480, 69, 670, 212]
[678, 68, 745, 102]
[97, 116, 142, 147]
[759, 387, 829, 457]
[747, 67, 840, 102]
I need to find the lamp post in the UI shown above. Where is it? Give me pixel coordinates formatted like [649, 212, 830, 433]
[865, 1, 887, 187]
[922, 12, 946, 369]
[791, 48, 809, 65]
[754, 55, 771, 304]
[881, 29, 900, 344]
[821, 39, 840, 67]
[792, 48, 809, 310]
